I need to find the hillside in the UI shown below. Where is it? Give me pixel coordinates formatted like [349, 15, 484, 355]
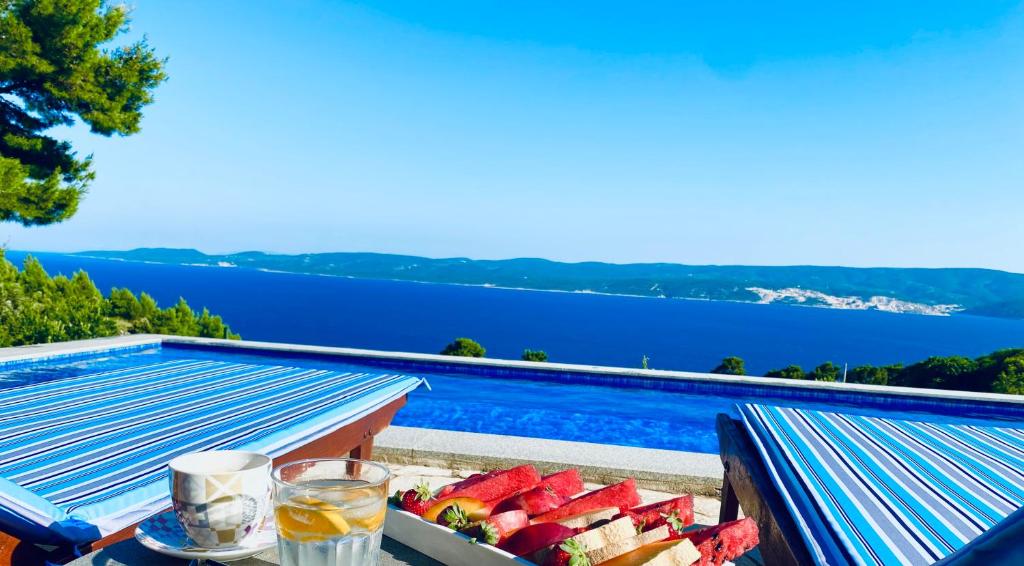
[72, 248, 1024, 319]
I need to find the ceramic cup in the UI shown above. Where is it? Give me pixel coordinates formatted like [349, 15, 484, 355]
[168, 450, 272, 549]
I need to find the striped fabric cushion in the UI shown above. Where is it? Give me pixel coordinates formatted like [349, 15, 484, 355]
[0, 359, 423, 545]
[741, 404, 1024, 566]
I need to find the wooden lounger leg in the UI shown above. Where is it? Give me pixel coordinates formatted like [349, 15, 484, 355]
[349, 437, 374, 460]
[716, 413, 812, 566]
[719, 470, 740, 523]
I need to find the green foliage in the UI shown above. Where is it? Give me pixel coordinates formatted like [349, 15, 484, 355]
[0, 252, 237, 346]
[764, 365, 805, 380]
[847, 364, 902, 386]
[992, 355, 1024, 395]
[440, 337, 485, 357]
[521, 349, 548, 362]
[972, 349, 1024, 393]
[0, 0, 166, 225]
[808, 361, 841, 382]
[892, 356, 978, 390]
[779, 350, 1024, 395]
[711, 356, 745, 376]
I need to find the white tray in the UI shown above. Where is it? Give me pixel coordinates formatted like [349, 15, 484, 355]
[384, 504, 535, 566]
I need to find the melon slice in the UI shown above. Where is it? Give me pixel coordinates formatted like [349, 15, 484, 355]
[423, 497, 490, 524]
[585, 525, 670, 564]
[441, 464, 541, 503]
[554, 507, 619, 530]
[532, 479, 641, 523]
[678, 517, 759, 566]
[493, 485, 569, 516]
[492, 468, 584, 515]
[626, 495, 695, 530]
[436, 469, 504, 498]
[539, 469, 585, 497]
[600, 540, 702, 566]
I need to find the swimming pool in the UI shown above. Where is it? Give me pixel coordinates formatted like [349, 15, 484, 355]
[3, 339, 1022, 454]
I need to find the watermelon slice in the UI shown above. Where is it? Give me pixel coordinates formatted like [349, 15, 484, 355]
[491, 468, 583, 515]
[492, 485, 569, 516]
[677, 517, 759, 566]
[617, 495, 695, 532]
[531, 478, 641, 523]
[440, 465, 541, 503]
[539, 469, 584, 497]
[436, 471, 498, 498]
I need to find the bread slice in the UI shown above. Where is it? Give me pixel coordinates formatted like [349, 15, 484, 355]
[600, 539, 702, 566]
[585, 525, 670, 564]
[553, 507, 618, 530]
[568, 516, 636, 550]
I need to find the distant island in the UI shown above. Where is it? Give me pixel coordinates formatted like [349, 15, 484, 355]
[71, 248, 1024, 319]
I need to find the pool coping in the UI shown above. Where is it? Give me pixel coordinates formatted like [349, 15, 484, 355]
[0, 335, 162, 368]
[3, 334, 1024, 409]
[375, 426, 724, 497]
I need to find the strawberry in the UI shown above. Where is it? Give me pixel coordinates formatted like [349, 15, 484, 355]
[543, 538, 591, 566]
[437, 502, 471, 530]
[398, 481, 435, 516]
[462, 520, 502, 545]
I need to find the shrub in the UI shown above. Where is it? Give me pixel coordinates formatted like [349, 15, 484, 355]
[765, 365, 805, 380]
[440, 337, 486, 357]
[521, 349, 548, 362]
[711, 356, 746, 375]
[808, 362, 841, 382]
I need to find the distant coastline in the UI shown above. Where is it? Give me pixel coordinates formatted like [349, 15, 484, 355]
[7, 249, 1024, 376]
[51, 248, 1024, 319]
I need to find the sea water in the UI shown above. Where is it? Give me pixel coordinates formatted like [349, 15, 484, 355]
[6, 251, 1024, 374]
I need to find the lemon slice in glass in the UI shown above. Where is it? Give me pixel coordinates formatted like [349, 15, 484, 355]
[276, 496, 351, 542]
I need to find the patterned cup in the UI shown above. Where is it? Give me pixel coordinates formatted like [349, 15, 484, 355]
[168, 450, 272, 549]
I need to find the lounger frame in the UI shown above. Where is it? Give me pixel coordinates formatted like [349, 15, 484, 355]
[0, 395, 407, 565]
[716, 413, 814, 566]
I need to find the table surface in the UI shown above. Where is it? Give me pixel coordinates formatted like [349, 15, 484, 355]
[68, 536, 444, 566]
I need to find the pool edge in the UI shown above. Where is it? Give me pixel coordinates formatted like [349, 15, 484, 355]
[375, 425, 724, 497]
[6, 334, 1024, 410]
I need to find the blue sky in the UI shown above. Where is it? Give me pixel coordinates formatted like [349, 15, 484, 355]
[4, 1, 1023, 271]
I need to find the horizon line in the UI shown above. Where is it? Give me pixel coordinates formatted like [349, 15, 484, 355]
[4, 247, 1021, 276]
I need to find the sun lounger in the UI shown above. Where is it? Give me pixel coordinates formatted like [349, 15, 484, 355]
[718, 405, 1024, 565]
[0, 358, 424, 563]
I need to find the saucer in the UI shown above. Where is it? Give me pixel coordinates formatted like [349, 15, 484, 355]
[135, 510, 277, 561]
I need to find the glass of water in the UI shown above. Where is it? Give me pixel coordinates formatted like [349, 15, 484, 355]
[272, 458, 390, 566]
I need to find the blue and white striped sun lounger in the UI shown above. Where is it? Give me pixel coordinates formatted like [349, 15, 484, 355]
[0, 359, 424, 546]
[740, 404, 1024, 565]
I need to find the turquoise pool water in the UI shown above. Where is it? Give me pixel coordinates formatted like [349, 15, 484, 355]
[2, 343, 1022, 454]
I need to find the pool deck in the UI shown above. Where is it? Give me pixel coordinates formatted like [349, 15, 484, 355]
[377, 426, 724, 496]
